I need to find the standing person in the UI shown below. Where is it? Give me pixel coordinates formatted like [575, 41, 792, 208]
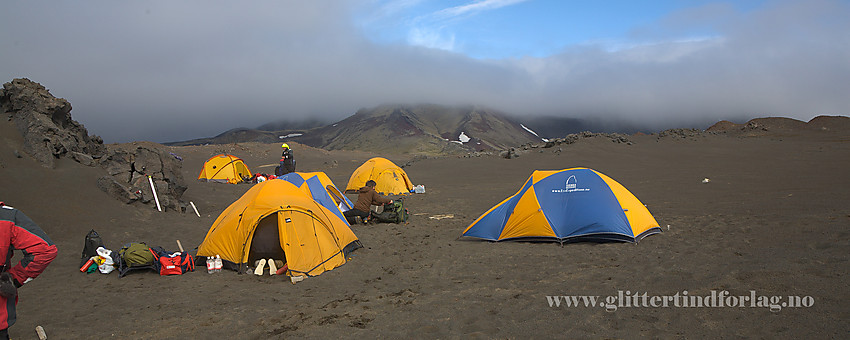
[277, 143, 296, 176]
[0, 202, 57, 340]
[343, 180, 392, 224]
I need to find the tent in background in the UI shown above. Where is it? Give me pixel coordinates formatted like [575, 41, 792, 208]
[345, 157, 414, 195]
[198, 154, 251, 184]
[196, 180, 361, 277]
[463, 168, 661, 243]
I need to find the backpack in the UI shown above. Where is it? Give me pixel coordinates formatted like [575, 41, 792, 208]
[80, 229, 105, 268]
[373, 199, 409, 224]
[149, 247, 194, 276]
[116, 242, 157, 277]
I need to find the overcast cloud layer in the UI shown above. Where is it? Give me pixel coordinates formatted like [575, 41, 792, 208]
[2, 0, 848, 143]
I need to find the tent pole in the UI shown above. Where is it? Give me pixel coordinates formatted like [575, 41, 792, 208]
[190, 201, 201, 217]
[148, 175, 162, 212]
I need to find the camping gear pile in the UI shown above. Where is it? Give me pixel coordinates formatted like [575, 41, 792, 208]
[372, 198, 409, 224]
[79, 230, 115, 274]
[78, 230, 195, 277]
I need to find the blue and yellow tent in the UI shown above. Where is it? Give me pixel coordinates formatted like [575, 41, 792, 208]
[278, 172, 354, 222]
[462, 168, 661, 243]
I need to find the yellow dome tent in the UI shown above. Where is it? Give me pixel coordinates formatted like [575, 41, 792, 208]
[198, 154, 251, 184]
[345, 157, 414, 196]
[196, 179, 362, 277]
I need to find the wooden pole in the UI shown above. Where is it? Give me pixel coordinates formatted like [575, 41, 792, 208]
[36, 325, 47, 340]
[176, 240, 184, 252]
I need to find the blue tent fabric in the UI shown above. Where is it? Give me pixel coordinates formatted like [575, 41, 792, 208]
[279, 172, 306, 188]
[304, 176, 348, 223]
[533, 169, 632, 239]
[278, 173, 352, 224]
[461, 198, 513, 240]
[462, 178, 533, 240]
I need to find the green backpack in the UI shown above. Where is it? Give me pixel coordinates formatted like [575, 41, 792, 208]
[117, 242, 156, 277]
[374, 199, 409, 224]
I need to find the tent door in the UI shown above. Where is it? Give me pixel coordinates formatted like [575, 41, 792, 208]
[247, 214, 287, 265]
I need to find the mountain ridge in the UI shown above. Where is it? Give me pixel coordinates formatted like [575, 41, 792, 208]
[166, 104, 545, 154]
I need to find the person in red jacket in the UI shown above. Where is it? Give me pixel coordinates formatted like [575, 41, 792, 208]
[343, 180, 392, 224]
[0, 202, 57, 340]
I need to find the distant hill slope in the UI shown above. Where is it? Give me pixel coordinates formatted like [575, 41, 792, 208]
[256, 117, 328, 132]
[165, 119, 324, 146]
[165, 128, 283, 146]
[167, 104, 544, 154]
[706, 116, 850, 135]
[518, 116, 652, 138]
[296, 104, 542, 154]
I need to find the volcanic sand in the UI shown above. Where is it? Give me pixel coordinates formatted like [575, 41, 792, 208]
[0, 122, 848, 338]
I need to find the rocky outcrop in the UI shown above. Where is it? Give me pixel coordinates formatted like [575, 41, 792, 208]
[520, 131, 633, 150]
[0, 78, 106, 168]
[656, 128, 704, 139]
[1, 78, 186, 212]
[499, 148, 520, 159]
[98, 142, 187, 212]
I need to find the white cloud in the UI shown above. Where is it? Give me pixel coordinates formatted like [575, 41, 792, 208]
[407, 27, 456, 51]
[435, 0, 530, 18]
[609, 36, 726, 63]
[403, 0, 529, 50]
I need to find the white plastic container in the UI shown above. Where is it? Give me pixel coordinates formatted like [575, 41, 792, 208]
[206, 257, 215, 273]
[414, 185, 425, 193]
[214, 255, 223, 272]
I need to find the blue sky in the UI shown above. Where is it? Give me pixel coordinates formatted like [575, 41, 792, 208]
[1, 0, 848, 143]
[357, 0, 765, 59]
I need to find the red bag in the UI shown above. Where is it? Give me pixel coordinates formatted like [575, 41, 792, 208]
[149, 248, 194, 275]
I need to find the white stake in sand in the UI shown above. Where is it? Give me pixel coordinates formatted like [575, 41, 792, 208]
[190, 201, 200, 217]
[148, 175, 162, 212]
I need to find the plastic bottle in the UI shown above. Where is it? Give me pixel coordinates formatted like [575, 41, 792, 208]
[214, 255, 223, 272]
[206, 256, 215, 274]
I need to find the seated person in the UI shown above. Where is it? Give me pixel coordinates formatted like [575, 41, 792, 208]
[277, 144, 296, 176]
[343, 180, 392, 224]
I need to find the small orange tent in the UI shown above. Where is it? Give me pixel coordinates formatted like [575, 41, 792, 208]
[345, 157, 414, 195]
[198, 154, 251, 184]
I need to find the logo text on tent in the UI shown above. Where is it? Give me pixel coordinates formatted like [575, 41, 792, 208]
[552, 175, 590, 193]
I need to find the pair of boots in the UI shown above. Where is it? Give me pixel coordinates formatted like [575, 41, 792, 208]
[254, 259, 285, 276]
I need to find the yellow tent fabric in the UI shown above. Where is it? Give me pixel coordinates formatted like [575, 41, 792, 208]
[197, 180, 361, 277]
[198, 154, 251, 184]
[345, 157, 414, 195]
